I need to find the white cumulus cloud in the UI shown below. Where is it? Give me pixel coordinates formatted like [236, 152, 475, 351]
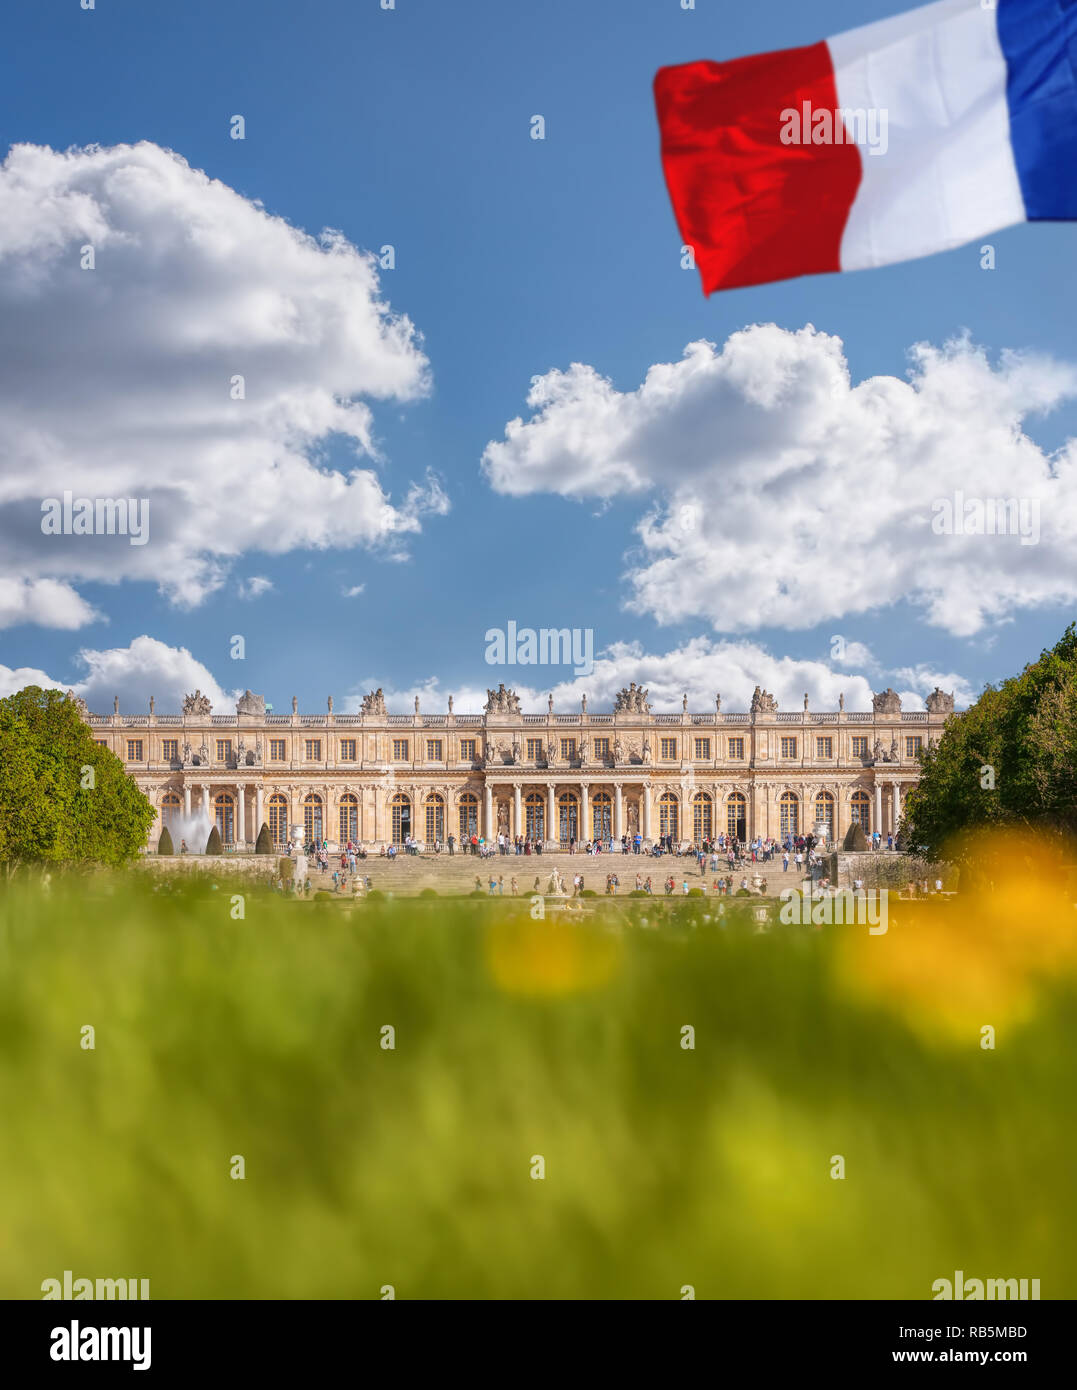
[238, 576, 273, 600]
[355, 636, 961, 715]
[0, 636, 235, 711]
[0, 141, 446, 625]
[0, 577, 99, 630]
[482, 325, 1077, 637]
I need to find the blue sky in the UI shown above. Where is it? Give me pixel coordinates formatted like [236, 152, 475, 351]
[1, 0, 1074, 715]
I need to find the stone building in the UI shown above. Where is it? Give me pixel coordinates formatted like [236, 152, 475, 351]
[81, 683, 955, 851]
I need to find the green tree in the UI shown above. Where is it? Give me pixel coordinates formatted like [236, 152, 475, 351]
[158, 825, 175, 856]
[902, 625, 1077, 862]
[255, 822, 273, 854]
[0, 686, 155, 868]
[205, 824, 223, 855]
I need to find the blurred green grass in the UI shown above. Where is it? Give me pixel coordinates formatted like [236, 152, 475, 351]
[0, 876, 1074, 1299]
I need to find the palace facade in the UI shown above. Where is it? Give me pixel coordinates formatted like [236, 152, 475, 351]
[80, 682, 956, 852]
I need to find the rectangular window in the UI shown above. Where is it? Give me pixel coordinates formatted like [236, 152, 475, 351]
[780, 736, 798, 759]
[526, 738, 543, 762]
[727, 737, 744, 760]
[906, 736, 923, 758]
[426, 739, 443, 761]
[594, 737, 609, 759]
[269, 739, 287, 762]
[816, 737, 833, 758]
[852, 736, 868, 758]
[305, 738, 322, 761]
[660, 737, 677, 760]
[216, 739, 232, 762]
[162, 739, 178, 761]
[339, 739, 357, 761]
[126, 739, 143, 761]
[560, 738, 577, 762]
[96, 739, 108, 748]
[392, 739, 409, 761]
[694, 737, 711, 760]
[460, 738, 476, 761]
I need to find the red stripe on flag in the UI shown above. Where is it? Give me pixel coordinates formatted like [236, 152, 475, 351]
[654, 41, 862, 294]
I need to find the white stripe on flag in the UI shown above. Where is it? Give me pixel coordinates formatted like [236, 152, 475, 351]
[828, 0, 1026, 272]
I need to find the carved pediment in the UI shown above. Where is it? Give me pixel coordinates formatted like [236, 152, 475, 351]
[66, 689, 89, 720]
[361, 688, 387, 716]
[872, 688, 902, 715]
[925, 687, 954, 715]
[614, 683, 651, 714]
[484, 683, 521, 715]
[236, 689, 266, 716]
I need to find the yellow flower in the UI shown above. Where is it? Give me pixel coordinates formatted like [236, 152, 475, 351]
[834, 832, 1077, 1044]
[486, 917, 620, 996]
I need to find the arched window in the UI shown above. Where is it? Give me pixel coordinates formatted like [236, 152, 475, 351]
[591, 791, 612, 843]
[214, 792, 235, 845]
[391, 793, 411, 845]
[779, 791, 799, 837]
[558, 792, 578, 846]
[659, 791, 679, 840]
[160, 792, 181, 829]
[726, 792, 746, 841]
[525, 791, 545, 841]
[692, 792, 713, 844]
[268, 793, 288, 846]
[303, 793, 323, 845]
[850, 790, 871, 832]
[425, 793, 445, 844]
[458, 792, 478, 840]
[814, 791, 835, 838]
[339, 793, 359, 845]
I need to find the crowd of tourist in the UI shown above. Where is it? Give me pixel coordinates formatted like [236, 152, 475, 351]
[260, 823, 938, 901]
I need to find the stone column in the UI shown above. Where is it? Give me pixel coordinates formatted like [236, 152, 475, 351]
[514, 783, 522, 838]
[580, 782, 589, 843]
[547, 782, 556, 846]
[235, 785, 243, 845]
[874, 783, 883, 836]
[642, 783, 652, 840]
[255, 785, 263, 837]
[484, 784, 494, 839]
[891, 782, 900, 835]
[202, 785, 210, 819]
[614, 783, 623, 840]
[183, 785, 191, 818]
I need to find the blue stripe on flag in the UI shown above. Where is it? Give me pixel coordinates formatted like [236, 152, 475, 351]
[998, 0, 1077, 218]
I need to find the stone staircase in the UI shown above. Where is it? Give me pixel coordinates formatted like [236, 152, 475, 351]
[308, 848, 778, 897]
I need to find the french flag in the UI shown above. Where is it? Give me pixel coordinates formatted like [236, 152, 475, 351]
[654, 0, 1077, 293]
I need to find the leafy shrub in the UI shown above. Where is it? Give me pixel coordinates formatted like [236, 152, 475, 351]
[157, 826, 174, 856]
[205, 825, 222, 855]
[255, 823, 273, 855]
